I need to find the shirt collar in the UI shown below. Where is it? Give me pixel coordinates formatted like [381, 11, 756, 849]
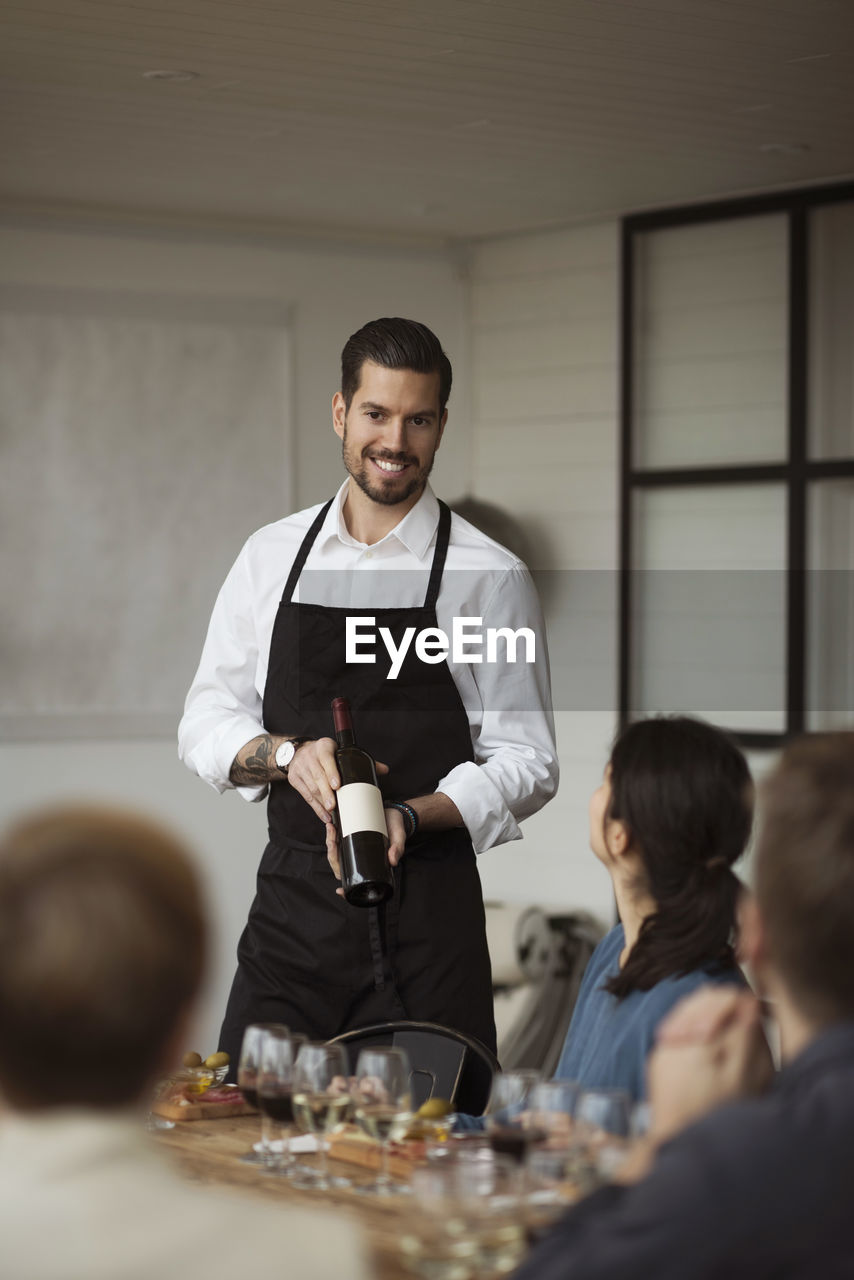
[318, 479, 441, 561]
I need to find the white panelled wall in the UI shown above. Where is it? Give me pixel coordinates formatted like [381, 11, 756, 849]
[468, 222, 621, 927]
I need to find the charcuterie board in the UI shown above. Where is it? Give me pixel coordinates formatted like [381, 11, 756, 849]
[327, 1128, 426, 1177]
[151, 1083, 258, 1122]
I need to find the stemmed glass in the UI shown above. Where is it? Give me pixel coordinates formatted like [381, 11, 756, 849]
[527, 1079, 579, 1149]
[350, 1046, 413, 1196]
[257, 1028, 304, 1177]
[484, 1069, 543, 1165]
[237, 1022, 289, 1165]
[572, 1087, 632, 1187]
[292, 1042, 352, 1190]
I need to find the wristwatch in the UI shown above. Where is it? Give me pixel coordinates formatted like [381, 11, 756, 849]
[274, 737, 310, 774]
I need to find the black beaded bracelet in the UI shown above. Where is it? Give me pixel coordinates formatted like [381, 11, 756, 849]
[385, 800, 419, 840]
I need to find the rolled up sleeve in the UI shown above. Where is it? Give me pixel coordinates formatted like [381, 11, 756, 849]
[438, 564, 559, 853]
[177, 540, 267, 802]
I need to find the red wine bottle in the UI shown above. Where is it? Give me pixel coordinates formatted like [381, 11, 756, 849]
[331, 697, 393, 907]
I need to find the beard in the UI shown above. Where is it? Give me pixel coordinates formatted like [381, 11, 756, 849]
[341, 431, 436, 507]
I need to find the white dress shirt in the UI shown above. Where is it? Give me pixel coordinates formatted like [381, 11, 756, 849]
[178, 481, 558, 852]
[0, 1108, 367, 1280]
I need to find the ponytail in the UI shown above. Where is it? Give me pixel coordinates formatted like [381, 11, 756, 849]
[601, 717, 752, 999]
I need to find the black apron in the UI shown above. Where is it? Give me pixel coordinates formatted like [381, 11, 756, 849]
[219, 499, 496, 1063]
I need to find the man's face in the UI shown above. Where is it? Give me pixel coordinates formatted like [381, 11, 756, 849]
[333, 361, 446, 508]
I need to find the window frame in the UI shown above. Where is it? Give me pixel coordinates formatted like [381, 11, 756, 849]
[619, 181, 854, 748]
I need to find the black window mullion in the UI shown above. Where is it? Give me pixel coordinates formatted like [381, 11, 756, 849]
[618, 220, 634, 730]
[786, 208, 809, 736]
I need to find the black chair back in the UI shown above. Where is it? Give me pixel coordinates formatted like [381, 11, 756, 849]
[328, 1020, 499, 1115]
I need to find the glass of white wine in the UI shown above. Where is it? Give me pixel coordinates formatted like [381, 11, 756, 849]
[571, 1087, 632, 1188]
[350, 1046, 413, 1196]
[292, 1041, 352, 1190]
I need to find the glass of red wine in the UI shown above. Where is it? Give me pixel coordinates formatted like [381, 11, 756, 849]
[484, 1069, 544, 1166]
[236, 1022, 289, 1165]
[257, 1028, 305, 1177]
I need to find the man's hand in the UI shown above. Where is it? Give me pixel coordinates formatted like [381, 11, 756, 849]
[325, 805, 407, 896]
[284, 737, 339, 823]
[647, 986, 774, 1147]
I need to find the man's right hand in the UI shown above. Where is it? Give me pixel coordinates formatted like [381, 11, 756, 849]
[285, 737, 339, 823]
[230, 734, 389, 824]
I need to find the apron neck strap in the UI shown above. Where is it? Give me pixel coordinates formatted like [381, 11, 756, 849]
[282, 495, 452, 608]
[283, 499, 333, 603]
[424, 500, 452, 611]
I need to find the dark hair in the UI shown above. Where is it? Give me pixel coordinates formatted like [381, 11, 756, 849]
[0, 805, 207, 1110]
[604, 716, 753, 999]
[340, 317, 452, 415]
[757, 732, 854, 1023]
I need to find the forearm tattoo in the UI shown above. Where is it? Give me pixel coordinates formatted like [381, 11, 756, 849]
[229, 735, 277, 786]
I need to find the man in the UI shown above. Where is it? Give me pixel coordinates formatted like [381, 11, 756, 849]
[179, 317, 558, 1064]
[515, 732, 854, 1280]
[0, 804, 367, 1280]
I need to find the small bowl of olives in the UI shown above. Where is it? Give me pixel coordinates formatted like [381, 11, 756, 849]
[179, 1050, 230, 1092]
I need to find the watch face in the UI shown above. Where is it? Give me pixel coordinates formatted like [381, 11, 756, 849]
[275, 740, 297, 771]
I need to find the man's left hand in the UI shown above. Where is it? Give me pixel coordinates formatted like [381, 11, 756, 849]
[647, 986, 774, 1147]
[325, 806, 408, 897]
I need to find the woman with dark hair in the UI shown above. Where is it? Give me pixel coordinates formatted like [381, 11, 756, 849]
[554, 715, 753, 1102]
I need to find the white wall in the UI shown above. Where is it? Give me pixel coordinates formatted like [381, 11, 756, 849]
[0, 218, 470, 1053]
[466, 221, 622, 928]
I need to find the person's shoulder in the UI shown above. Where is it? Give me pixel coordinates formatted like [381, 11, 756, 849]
[160, 1181, 366, 1280]
[595, 923, 625, 961]
[649, 958, 746, 1006]
[249, 500, 327, 543]
[447, 507, 527, 572]
[239, 501, 329, 562]
[661, 1068, 854, 1189]
[584, 924, 624, 980]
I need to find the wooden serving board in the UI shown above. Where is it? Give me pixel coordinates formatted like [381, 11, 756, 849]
[151, 1086, 258, 1123]
[328, 1128, 426, 1179]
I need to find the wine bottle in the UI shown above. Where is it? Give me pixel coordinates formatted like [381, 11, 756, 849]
[331, 697, 393, 907]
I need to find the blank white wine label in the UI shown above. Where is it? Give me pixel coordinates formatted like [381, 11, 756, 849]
[337, 782, 388, 839]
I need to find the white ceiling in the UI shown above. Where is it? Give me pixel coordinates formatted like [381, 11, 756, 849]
[2, 0, 854, 243]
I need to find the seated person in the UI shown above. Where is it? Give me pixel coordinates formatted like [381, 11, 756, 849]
[514, 731, 854, 1280]
[554, 715, 752, 1102]
[0, 804, 368, 1280]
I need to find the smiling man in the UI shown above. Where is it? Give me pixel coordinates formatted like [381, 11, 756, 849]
[179, 318, 558, 1067]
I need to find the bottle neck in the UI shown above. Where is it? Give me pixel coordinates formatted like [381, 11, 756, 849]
[335, 728, 355, 749]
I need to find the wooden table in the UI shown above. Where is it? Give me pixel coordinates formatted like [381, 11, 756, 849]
[154, 1115, 437, 1280]
[154, 1115, 581, 1278]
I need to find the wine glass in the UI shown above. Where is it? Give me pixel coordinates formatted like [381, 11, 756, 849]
[527, 1079, 579, 1149]
[401, 1163, 479, 1279]
[454, 1151, 526, 1277]
[350, 1046, 413, 1196]
[572, 1087, 632, 1187]
[484, 1069, 543, 1165]
[257, 1028, 304, 1177]
[292, 1041, 352, 1190]
[236, 1022, 289, 1165]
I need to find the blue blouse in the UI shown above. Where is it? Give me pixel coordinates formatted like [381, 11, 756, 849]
[554, 924, 746, 1103]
